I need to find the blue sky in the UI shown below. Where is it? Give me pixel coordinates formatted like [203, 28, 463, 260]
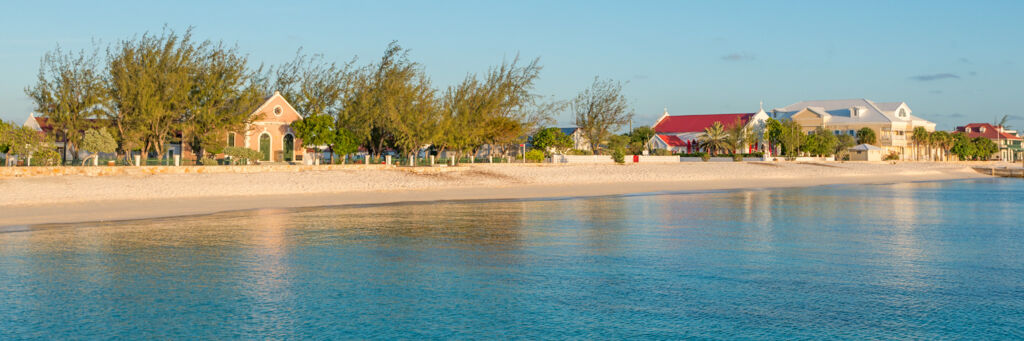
[1, 0, 1022, 130]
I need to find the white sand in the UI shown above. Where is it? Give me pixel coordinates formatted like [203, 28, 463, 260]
[0, 162, 988, 226]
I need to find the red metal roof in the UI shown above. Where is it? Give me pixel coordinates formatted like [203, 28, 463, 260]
[955, 123, 1021, 140]
[656, 134, 686, 147]
[653, 113, 753, 133]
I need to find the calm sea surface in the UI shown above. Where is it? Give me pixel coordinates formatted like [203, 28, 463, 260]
[1, 179, 1022, 339]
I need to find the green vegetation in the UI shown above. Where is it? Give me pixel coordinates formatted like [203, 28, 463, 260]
[699, 122, 729, 156]
[531, 127, 572, 156]
[800, 128, 839, 157]
[573, 77, 633, 155]
[223, 147, 263, 165]
[525, 149, 545, 163]
[611, 148, 626, 164]
[627, 126, 655, 154]
[856, 127, 877, 145]
[81, 128, 117, 165]
[20, 28, 614, 167]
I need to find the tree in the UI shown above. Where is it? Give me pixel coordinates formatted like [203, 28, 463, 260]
[930, 130, 951, 161]
[856, 127, 877, 145]
[270, 50, 357, 163]
[724, 118, 752, 155]
[25, 46, 108, 165]
[973, 137, 999, 160]
[628, 126, 656, 152]
[911, 126, 930, 161]
[532, 127, 572, 156]
[800, 128, 839, 157]
[835, 133, 857, 158]
[182, 42, 264, 163]
[699, 122, 729, 156]
[778, 119, 804, 157]
[0, 121, 13, 165]
[950, 132, 976, 160]
[108, 27, 204, 163]
[80, 128, 117, 165]
[572, 77, 633, 154]
[765, 118, 785, 155]
[5, 125, 55, 165]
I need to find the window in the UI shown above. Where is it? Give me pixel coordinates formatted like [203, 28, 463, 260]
[273, 105, 283, 116]
[898, 108, 907, 118]
[227, 132, 235, 147]
[834, 130, 841, 135]
[848, 130, 856, 135]
[979, 127, 986, 133]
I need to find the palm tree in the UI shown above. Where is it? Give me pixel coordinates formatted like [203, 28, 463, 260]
[699, 122, 729, 156]
[856, 127, 877, 145]
[994, 115, 1010, 161]
[929, 131, 949, 161]
[912, 126, 930, 161]
[724, 118, 748, 155]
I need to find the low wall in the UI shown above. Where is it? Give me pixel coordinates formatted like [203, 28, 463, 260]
[763, 157, 835, 162]
[0, 164, 468, 178]
[552, 155, 616, 164]
[633, 155, 680, 163]
[680, 157, 738, 162]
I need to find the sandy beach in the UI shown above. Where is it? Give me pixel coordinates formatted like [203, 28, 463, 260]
[0, 162, 990, 226]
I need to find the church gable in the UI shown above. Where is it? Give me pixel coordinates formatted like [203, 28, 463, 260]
[250, 91, 302, 124]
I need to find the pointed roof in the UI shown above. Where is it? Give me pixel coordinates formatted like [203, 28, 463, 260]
[655, 134, 686, 147]
[955, 123, 1022, 140]
[251, 91, 303, 119]
[652, 113, 754, 133]
[850, 143, 882, 151]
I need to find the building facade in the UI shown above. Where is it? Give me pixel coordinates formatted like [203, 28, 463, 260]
[183, 91, 306, 163]
[954, 123, 1023, 162]
[648, 109, 770, 154]
[771, 99, 936, 159]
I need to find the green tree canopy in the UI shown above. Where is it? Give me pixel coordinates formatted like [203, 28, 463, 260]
[949, 132, 976, 160]
[699, 122, 729, 156]
[573, 77, 633, 154]
[856, 127, 878, 145]
[25, 45, 108, 164]
[531, 127, 573, 155]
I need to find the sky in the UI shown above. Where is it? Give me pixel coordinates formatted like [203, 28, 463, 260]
[1, 0, 1022, 130]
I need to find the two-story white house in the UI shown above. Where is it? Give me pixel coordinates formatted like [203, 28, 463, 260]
[771, 99, 936, 159]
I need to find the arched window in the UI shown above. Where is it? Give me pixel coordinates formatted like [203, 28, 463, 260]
[227, 132, 236, 147]
[283, 134, 294, 162]
[259, 133, 271, 161]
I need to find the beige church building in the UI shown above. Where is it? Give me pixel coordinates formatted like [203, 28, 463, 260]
[183, 91, 307, 163]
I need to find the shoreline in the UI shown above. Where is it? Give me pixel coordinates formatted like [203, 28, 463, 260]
[0, 162, 990, 227]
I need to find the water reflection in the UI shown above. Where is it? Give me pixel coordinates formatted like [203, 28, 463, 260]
[1, 179, 1023, 339]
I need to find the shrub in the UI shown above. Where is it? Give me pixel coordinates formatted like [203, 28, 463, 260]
[525, 149, 545, 163]
[568, 149, 592, 155]
[611, 149, 625, 164]
[200, 157, 218, 166]
[652, 149, 673, 156]
[700, 152, 710, 162]
[223, 147, 262, 165]
[883, 151, 900, 161]
[732, 154, 743, 162]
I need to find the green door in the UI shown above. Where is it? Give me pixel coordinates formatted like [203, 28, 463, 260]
[259, 134, 271, 161]
[283, 135, 294, 162]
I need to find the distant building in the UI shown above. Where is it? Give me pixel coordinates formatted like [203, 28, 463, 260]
[558, 127, 592, 151]
[22, 112, 93, 161]
[848, 144, 883, 161]
[954, 123, 1023, 162]
[648, 108, 770, 154]
[771, 99, 936, 159]
[182, 91, 306, 163]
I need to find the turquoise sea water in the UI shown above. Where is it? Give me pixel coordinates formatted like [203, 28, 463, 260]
[1, 179, 1022, 339]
